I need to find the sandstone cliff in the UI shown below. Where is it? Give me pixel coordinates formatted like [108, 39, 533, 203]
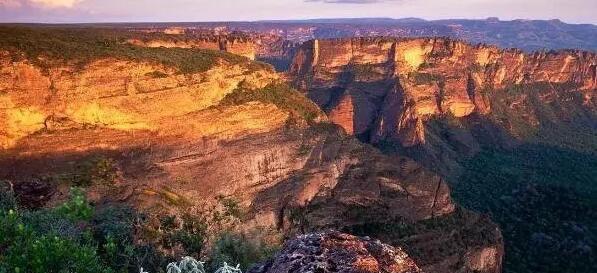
[127, 35, 257, 60]
[290, 37, 597, 148]
[0, 27, 503, 273]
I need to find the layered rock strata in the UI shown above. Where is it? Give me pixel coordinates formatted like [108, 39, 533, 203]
[290, 37, 597, 147]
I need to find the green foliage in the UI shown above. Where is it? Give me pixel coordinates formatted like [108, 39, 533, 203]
[72, 156, 118, 187]
[158, 213, 208, 257]
[0, 26, 269, 74]
[219, 83, 320, 123]
[217, 196, 243, 219]
[209, 233, 277, 272]
[0, 181, 16, 212]
[0, 209, 112, 273]
[408, 72, 444, 85]
[93, 205, 137, 243]
[453, 145, 597, 273]
[344, 208, 498, 263]
[171, 214, 208, 256]
[55, 188, 94, 221]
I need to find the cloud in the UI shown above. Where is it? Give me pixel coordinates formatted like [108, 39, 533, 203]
[0, 0, 83, 8]
[0, 0, 23, 8]
[31, 0, 83, 8]
[306, 0, 399, 3]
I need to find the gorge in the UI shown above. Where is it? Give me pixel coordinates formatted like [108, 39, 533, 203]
[0, 24, 595, 273]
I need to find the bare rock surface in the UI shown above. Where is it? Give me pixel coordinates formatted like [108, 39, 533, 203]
[249, 231, 423, 273]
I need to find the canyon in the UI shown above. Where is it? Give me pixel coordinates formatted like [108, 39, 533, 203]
[1, 24, 596, 273]
[0, 26, 503, 273]
[290, 37, 596, 172]
[288, 37, 597, 273]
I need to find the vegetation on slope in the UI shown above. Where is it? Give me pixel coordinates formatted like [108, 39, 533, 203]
[488, 82, 597, 151]
[219, 82, 322, 123]
[453, 146, 597, 273]
[344, 207, 500, 267]
[417, 82, 597, 273]
[0, 182, 277, 273]
[0, 26, 271, 74]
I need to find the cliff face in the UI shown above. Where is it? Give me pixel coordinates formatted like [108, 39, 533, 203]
[0, 52, 274, 149]
[127, 36, 257, 60]
[0, 51, 454, 225]
[0, 39, 502, 273]
[290, 38, 597, 147]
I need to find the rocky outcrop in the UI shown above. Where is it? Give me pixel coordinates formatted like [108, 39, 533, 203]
[249, 231, 423, 273]
[127, 36, 257, 60]
[290, 37, 597, 147]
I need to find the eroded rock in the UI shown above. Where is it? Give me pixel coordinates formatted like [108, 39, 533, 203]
[249, 231, 423, 273]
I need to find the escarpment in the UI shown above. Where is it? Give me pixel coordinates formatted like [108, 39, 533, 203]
[0, 27, 503, 273]
[290, 37, 597, 151]
[127, 35, 257, 60]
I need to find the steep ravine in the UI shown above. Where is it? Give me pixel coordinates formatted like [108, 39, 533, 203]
[290, 37, 597, 273]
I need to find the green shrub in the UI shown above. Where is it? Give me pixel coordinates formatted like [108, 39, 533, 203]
[157, 213, 208, 257]
[72, 156, 118, 187]
[219, 83, 320, 123]
[93, 205, 137, 243]
[0, 210, 112, 273]
[209, 232, 277, 272]
[55, 188, 94, 221]
[0, 181, 16, 212]
[217, 196, 243, 219]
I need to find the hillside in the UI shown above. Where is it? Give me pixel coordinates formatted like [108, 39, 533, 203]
[290, 36, 597, 273]
[0, 26, 502, 273]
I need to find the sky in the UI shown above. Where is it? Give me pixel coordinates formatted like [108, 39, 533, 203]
[0, 0, 596, 24]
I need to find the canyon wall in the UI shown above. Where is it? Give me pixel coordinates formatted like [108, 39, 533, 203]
[128, 36, 257, 60]
[290, 37, 597, 148]
[0, 43, 501, 273]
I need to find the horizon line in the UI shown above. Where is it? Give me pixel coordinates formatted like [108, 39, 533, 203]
[1, 16, 596, 26]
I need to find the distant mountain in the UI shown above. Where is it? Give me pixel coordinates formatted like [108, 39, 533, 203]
[219, 17, 597, 51]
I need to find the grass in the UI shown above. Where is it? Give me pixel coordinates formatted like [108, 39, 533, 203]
[0, 25, 271, 74]
[219, 83, 321, 123]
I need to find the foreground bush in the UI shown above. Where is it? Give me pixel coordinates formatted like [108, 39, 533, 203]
[0, 186, 276, 273]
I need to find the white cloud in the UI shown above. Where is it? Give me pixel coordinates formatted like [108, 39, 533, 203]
[0, 0, 23, 8]
[0, 0, 83, 9]
[30, 0, 82, 8]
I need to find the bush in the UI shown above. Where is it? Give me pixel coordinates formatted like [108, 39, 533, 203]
[72, 156, 118, 187]
[219, 83, 320, 123]
[55, 188, 94, 221]
[209, 233, 277, 272]
[0, 181, 16, 212]
[0, 210, 112, 273]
